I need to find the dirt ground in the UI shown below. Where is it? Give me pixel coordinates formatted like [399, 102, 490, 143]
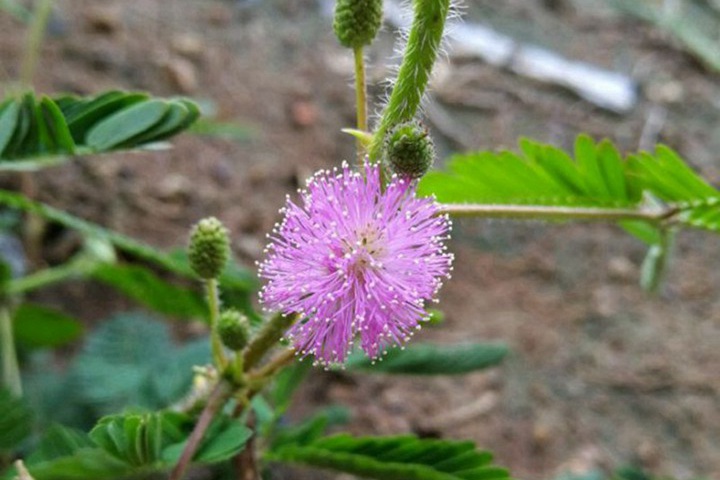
[1, 1, 719, 479]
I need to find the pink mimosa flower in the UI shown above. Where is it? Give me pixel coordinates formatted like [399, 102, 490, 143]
[258, 163, 452, 364]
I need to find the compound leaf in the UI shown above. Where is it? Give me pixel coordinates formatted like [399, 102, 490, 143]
[345, 343, 509, 375]
[267, 434, 511, 480]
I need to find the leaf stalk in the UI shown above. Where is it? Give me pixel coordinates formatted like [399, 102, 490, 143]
[440, 204, 677, 223]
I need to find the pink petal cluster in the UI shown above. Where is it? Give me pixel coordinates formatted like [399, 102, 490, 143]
[258, 163, 453, 365]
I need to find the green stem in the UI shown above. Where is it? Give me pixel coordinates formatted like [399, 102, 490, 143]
[368, 0, 451, 163]
[354, 46, 368, 166]
[206, 279, 227, 370]
[242, 313, 298, 371]
[1, 306, 22, 396]
[440, 204, 675, 223]
[249, 348, 296, 382]
[640, 227, 675, 293]
[20, 0, 53, 87]
[7, 259, 91, 295]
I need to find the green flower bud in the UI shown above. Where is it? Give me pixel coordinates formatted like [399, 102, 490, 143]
[384, 121, 435, 180]
[218, 309, 251, 351]
[333, 0, 383, 49]
[188, 217, 230, 279]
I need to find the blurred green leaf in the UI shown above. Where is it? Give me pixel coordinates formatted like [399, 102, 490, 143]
[91, 263, 207, 320]
[10, 448, 132, 480]
[72, 313, 210, 413]
[13, 303, 84, 348]
[162, 417, 252, 465]
[267, 434, 511, 480]
[271, 406, 351, 450]
[27, 424, 94, 464]
[271, 360, 313, 415]
[0, 387, 33, 451]
[189, 118, 255, 142]
[0, 190, 256, 296]
[345, 342, 509, 375]
[0, 99, 20, 154]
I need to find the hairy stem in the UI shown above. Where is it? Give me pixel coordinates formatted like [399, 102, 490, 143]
[440, 204, 676, 223]
[169, 380, 234, 480]
[206, 279, 227, 369]
[354, 46, 368, 166]
[242, 313, 298, 371]
[0, 306, 22, 396]
[368, 0, 451, 163]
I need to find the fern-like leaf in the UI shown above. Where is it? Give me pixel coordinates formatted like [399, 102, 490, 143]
[267, 434, 511, 480]
[418, 135, 720, 233]
[0, 90, 200, 170]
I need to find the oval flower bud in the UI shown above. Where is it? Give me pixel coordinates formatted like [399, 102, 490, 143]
[188, 217, 230, 280]
[384, 121, 435, 180]
[218, 309, 251, 351]
[333, 0, 383, 49]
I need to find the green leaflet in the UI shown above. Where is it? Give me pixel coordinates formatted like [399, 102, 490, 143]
[85, 100, 168, 151]
[419, 136, 635, 207]
[89, 412, 186, 467]
[345, 342, 509, 375]
[0, 99, 20, 154]
[267, 434, 511, 480]
[0, 91, 200, 169]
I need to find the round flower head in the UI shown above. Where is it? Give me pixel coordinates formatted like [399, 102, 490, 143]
[258, 163, 453, 365]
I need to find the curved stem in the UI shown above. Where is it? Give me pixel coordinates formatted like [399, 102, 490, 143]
[6, 259, 89, 295]
[368, 0, 451, 163]
[206, 279, 227, 369]
[0, 306, 22, 396]
[440, 204, 675, 223]
[169, 379, 234, 480]
[353, 46, 368, 166]
[249, 348, 297, 381]
[20, 0, 53, 87]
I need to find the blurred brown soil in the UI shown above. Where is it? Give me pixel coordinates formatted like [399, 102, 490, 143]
[0, 1, 719, 479]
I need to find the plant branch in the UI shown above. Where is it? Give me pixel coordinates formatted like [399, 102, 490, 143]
[20, 0, 53, 86]
[169, 379, 234, 480]
[6, 258, 92, 295]
[206, 279, 227, 369]
[0, 306, 22, 396]
[249, 348, 297, 381]
[242, 313, 298, 371]
[353, 46, 368, 166]
[440, 203, 676, 223]
[234, 413, 258, 480]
